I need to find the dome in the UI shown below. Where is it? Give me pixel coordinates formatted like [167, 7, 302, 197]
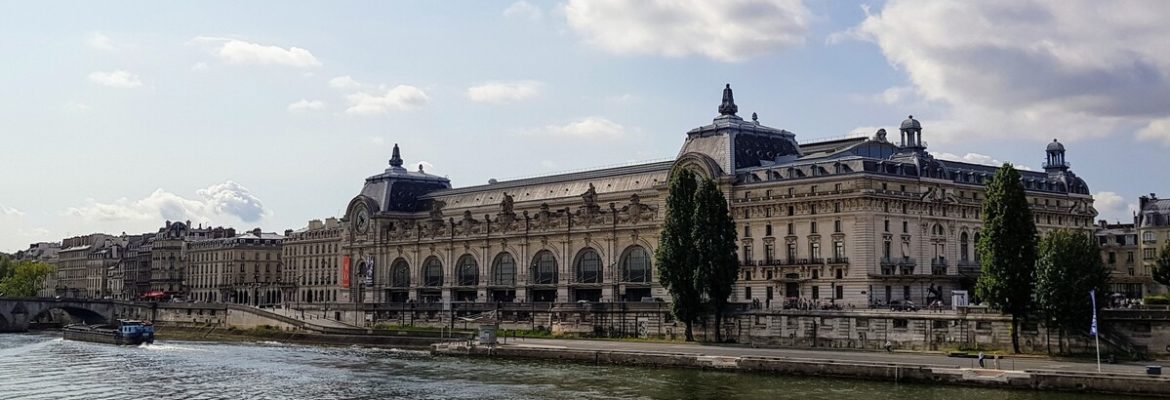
[1046, 138, 1065, 152]
[900, 115, 921, 130]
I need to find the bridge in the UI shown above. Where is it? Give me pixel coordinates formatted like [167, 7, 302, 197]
[0, 297, 156, 332]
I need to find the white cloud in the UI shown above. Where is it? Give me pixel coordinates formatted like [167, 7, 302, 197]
[191, 36, 321, 68]
[934, 152, 1032, 171]
[467, 81, 542, 104]
[0, 203, 24, 217]
[287, 99, 325, 112]
[1094, 191, 1137, 223]
[564, 0, 811, 62]
[368, 136, 385, 146]
[65, 101, 91, 112]
[539, 117, 627, 139]
[65, 181, 269, 228]
[329, 75, 361, 90]
[504, 1, 543, 20]
[191, 62, 209, 71]
[87, 32, 115, 50]
[847, 1, 1170, 145]
[344, 85, 429, 115]
[605, 93, 639, 104]
[87, 70, 143, 88]
[1136, 117, 1170, 146]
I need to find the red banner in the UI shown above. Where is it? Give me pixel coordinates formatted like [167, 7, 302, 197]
[342, 256, 351, 288]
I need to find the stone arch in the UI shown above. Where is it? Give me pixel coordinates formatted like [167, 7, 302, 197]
[422, 256, 443, 287]
[491, 252, 517, 286]
[31, 306, 108, 325]
[673, 152, 723, 181]
[619, 245, 653, 283]
[455, 254, 479, 286]
[390, 258, 411, 288]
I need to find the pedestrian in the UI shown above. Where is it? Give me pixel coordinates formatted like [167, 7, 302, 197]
[977, 351, 985, 368]
[884, 340, 892, 352]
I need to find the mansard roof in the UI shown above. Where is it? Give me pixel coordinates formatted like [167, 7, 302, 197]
[421, 160, 672, 209]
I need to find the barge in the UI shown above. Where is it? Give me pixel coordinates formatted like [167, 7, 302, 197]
[63, 319, 155, 345]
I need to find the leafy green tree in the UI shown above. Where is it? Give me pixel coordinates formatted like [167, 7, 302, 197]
[656, 168, 702, 341]
[1034, 229, 1111, 353]
[976, 163, 1038, 353]
[0, 261, 54, 297]
[1153, 242, 1170, 288]
[693, 179, 738, 342]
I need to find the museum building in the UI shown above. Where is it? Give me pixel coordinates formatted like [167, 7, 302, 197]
[338, 85, 1097, 309]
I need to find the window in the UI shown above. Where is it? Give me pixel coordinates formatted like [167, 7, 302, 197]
[574, 248, 602, 284]
[811, 286, 819, 299]
[883, 241, 891, 259]
[1108, 252, 1116, 264]
[744, 286, 753, 300]
[811, 185, 817, 194]
[834, 183, 842, 191]
[766, 286, 774, 301]
[810, 204, 817, 215]
[812, 269, 819, 279]
[745, 271, 753, 281]
[457, 254, 478, 286]
[960, 232, 970, 262]
[764, 243, 775, 263]
[884, 220, 890, 232]
[787, 223, 794, 235]
[1127, 252, 1135, 263]
[765, 224, 773, 236]
[531, 250, 558, 285]
[834, 241, 845, 259]
[788, 206, 795, 216]
[492, 253, 516, 286]
[423, 257, 443, 286]
[391, 259, 410, 288]
[902, 221, 909, 233]
[811, 222, 818, 234]
[744, 225, 751, 238]
[834, 202, 841, 213]
[743, 245, 754, 263]
[902, 204, 908, 214]
[834, 220, 841, 233]
[787, 243, 797, 261]
[893, 319, 909, 329]
[835, 269, 843, 279]
[835, 285, 843, 299]
[903, 285, 911, 300]
[621, 246, 652, 283]
[810, 242, 821, 260]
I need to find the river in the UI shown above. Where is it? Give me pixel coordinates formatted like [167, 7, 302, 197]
[0, 333, 1132, 400]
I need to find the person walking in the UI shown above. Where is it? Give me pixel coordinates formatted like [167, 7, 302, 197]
[977, 351, 985, 368]
[884, 340, 892, 353]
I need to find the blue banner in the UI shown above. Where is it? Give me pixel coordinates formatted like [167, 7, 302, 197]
[1090, 289, 1098, 337]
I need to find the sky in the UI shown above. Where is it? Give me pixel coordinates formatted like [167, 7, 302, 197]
[1, 0, 1167, 252]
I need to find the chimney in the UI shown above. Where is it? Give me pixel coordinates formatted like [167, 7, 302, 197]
[1098, 219, 1107, 228]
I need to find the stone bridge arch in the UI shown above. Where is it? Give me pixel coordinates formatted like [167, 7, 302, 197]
[0, 298, 138, 332]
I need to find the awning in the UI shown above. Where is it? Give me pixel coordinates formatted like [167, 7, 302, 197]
[143, 291, 166, 298]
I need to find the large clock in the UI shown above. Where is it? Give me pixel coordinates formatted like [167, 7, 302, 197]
[354, 204, 370, 233]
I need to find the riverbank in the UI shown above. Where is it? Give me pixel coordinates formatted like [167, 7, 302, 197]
[155, 325, 446, 349]
[431, 338, 1170, 398]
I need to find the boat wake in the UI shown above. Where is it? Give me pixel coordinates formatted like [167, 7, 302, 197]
[139, 342, 202, 352]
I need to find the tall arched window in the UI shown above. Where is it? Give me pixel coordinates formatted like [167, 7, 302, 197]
[575, 248, 602, 283]
[457, 254, 478, 286]
[492, 253, 516, 286]
[973, 232, 982, 262]
[531, 250, 558, 285]
[960, 232, 970, 262]
[621, 246, 651, 283]
[390, 259, 410, 288]
[423, 257, 443, 287]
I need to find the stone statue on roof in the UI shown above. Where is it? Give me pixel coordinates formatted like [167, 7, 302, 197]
[500, 192, 514, 214]
[581, 183, 598, 207]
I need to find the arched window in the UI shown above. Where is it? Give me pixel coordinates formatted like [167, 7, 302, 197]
[973, 232, 982, 262]
[457, 254, 478, 286]
[621, 246, 652, 283]
[423, 257, 443, 287]
[575, 248, 602, 284]
[531, 250, 558, 285]
[492, 253, 516, 286]
[390, 259, 410, 288]
[960, 232, 970, 262]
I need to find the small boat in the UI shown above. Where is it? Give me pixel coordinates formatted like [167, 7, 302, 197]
[63, 319, 155, 345]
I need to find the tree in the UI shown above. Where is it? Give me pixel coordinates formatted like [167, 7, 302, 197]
[656, 168, 702, 341]
[976, 163, 1038, 353]
[1153, 242, 1170, 288]
[0, 261, 54, 297]
[693, 179, 738, 342]
[1034, 229, 1111, 354]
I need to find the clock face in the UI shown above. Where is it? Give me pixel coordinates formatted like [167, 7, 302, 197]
[354, 205, 370, 233]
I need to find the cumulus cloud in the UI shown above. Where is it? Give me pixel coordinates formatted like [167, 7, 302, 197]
[88, 70, 143, 88]
[564, 0, 811, 62]
[287, 99, 325, 112]
[1136, 117, 1170, 146]
[0, 206, 51, 252]
[344, 85, 428, 115]
[329, 75, 361, 90]
[467, 81, 542, 104]
[65, 181, 269, 227]
[87, 32, 115, 50]
[537, 117, 627, 139]
[0, 203, 24, 217]
[1094, 191, 1137, 223]
[846, 1, 1170, 145]
[191, 36, 321, 68]
[504, 1, 543, 20]
[934, 152, 1032, 171]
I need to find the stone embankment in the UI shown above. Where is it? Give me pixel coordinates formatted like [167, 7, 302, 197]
[430, 341, 1170, 397]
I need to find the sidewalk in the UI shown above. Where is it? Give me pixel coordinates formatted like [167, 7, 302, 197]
[264, 307, 356, 329]
[500, 337, 1157, 375]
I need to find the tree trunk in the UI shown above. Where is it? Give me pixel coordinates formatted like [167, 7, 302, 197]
[713, 310, 723, 343]
[684, 320, 694, 342]
[1011, 314, 1021, 353]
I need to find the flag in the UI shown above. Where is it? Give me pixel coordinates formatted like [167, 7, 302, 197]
[1090, 289, 1098, 337]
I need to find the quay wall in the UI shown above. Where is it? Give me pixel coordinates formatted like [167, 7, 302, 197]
[431, 342, 1170, 397]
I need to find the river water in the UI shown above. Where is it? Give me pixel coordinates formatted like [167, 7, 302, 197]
[0, 333, 1131, 400]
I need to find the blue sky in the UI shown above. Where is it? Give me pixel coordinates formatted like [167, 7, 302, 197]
[1, 0, 1166, 251]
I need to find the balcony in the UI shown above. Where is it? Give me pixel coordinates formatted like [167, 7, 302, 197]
[808, 257, 825, 265]
[897, 257, 917, 267]
[785, 258, 807, 266]
[829, 257, 850, 265]
[880, 257, 897, 267]
[931, 258, 949, 268]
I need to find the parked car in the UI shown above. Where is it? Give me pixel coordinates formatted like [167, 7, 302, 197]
[889, 300, 918, 312]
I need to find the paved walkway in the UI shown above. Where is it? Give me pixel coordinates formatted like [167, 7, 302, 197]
[264, 307, 356, 329]
[496, 337, 1158, 375]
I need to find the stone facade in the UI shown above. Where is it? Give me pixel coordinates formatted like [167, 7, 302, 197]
[335, 86, 1096, 321]
[1138, 193, 1170, 295]
[150, 221, 235, 298]
[55, 234, 123, 298]
[281, 218, 344, 306]
[1096, 221, 1145, 298]
[187, 228, 283, 305]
